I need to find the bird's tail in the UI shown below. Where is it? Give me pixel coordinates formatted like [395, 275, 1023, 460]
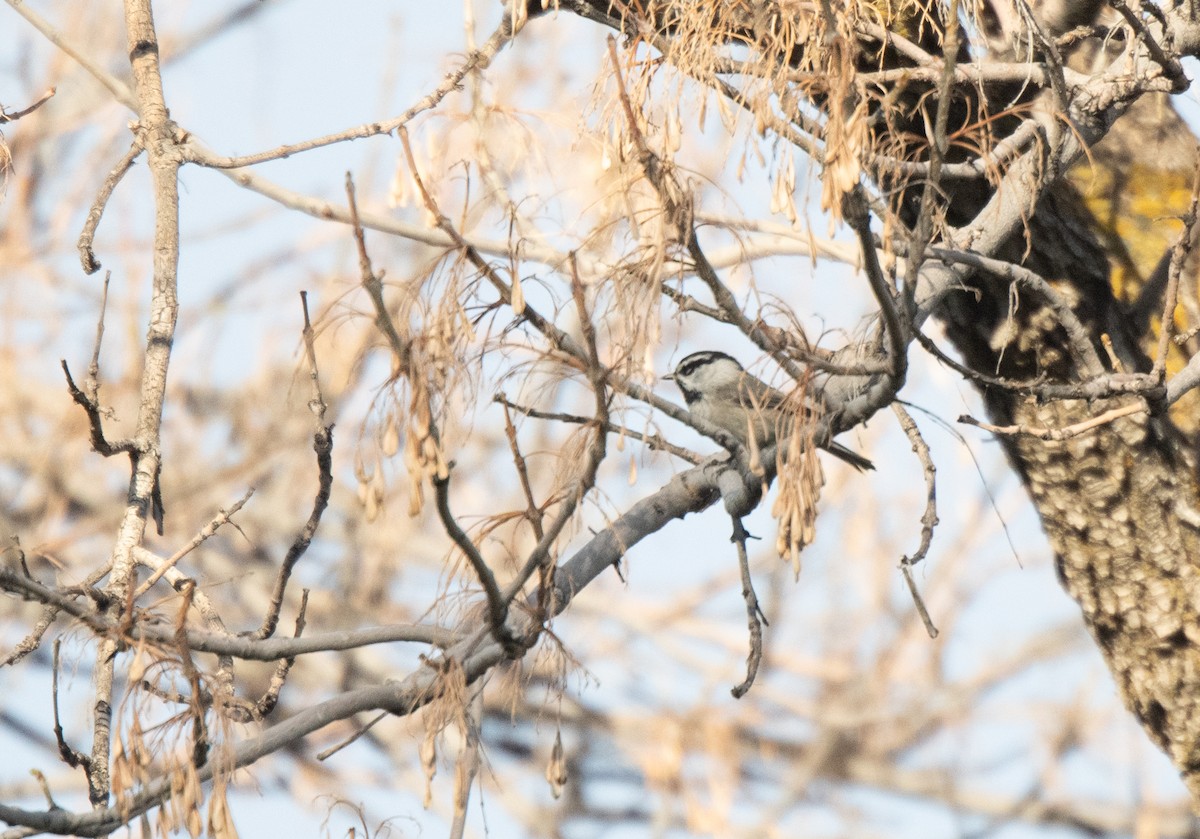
[826, 441, 874, 472]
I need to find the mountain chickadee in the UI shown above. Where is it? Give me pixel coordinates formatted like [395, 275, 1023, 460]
[664, 350, 874, 471]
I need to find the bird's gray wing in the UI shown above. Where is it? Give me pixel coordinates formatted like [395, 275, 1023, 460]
[737, 372, 803, 411]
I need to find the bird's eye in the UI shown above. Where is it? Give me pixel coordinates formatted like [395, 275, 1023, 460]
[679, 356, 711, 377]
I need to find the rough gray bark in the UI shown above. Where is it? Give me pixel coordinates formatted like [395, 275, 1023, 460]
[916, 16, 1200, 810]
[937, 197, 1200, 796]
[929, 22, 1200, 802]
[1020, 403, 1200, 779]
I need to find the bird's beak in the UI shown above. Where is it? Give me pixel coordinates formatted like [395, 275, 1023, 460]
[662, 373, 674, 381]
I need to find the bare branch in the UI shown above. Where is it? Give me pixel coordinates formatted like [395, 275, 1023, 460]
[1167, 350, 1200, 404]
[3, 1, 136, 108]
[495, 394, 703, 464]
[346, 174, 410, 366]
[0, 87, 56, 123]
[134, 488, 254, 599]
[78, 146, 143, 275]
[61, 361, 133, 457]
[253, 294, 333, 640]
[254, 589, 309, 719]
[959, 400, 1147, 440]
[51, 640, 91, 772]
[845, 187, 907, 386]
[1108, 0, 1186, 86]
[1, 603, 59, 667]
[892, 404, 939, 639]
[500, 401, 547, 541]
[434, 470, 520, 655]
[448, 687, 484, 839]
[729, 516, 766, 699]
[78, 0, 187, 805]
[0, 568, 454, 658]
[1152, 150, 1200, 378]
[188, 16, 522, 170]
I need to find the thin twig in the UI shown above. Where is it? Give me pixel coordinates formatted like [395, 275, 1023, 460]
[852, 59, 1072, 89]
[730, 517, 766, 699]
[959, 400, 1147, 440]
[28, 771, 57, 813]
[253, 293, 333, 640]
[0, 539, 59, 667]
[190, 16, 522, 170]
[921, 327, 1164, 403]
[892, 404, 939, 639]
[434, 471, 519, 654]
[314, 712, 389, 762]
[899, 561, 939, 640]
[915, 327, 1045, 392]
[173, 582, 212, 765]
[0, 87, 56, 123]
[1108, 0, 1186, 86]
[346, 174, 410, 365]
[1104, 333, 1123, 374]
[4, 0, 136, 108]
[78, 145, 143, 274]
[254, 589, 308, 718]
[1, 568, 455, 658]
[133, 488, 254, 599]
[1152, 150, 1200, 378]
[845, 186, 907, 384]
[85, 273, 111, 402]
[52, 640, 91, 771]
[854, 18, 936, 66]
[0, 571, 113, 635]
[61, 361, 133, 456]
[1, 603, 59, 667]
[869, 118, 1046, 181]
[893, 404, 938, 567]
[495, 394, 702, 464]
[501, 402, 546, 541]
[659, 283, 729, 322]
[1175, 324, 1200, 346]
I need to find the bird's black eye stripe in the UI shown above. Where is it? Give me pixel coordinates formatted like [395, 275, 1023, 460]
[677, 351, 733, 377]
[677, 357, 709, 377]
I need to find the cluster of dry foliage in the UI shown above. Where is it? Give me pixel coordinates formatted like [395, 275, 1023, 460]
[5, 0, 1200, 836]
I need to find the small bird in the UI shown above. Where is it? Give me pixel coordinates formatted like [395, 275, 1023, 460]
[664, 350, 874, 471]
